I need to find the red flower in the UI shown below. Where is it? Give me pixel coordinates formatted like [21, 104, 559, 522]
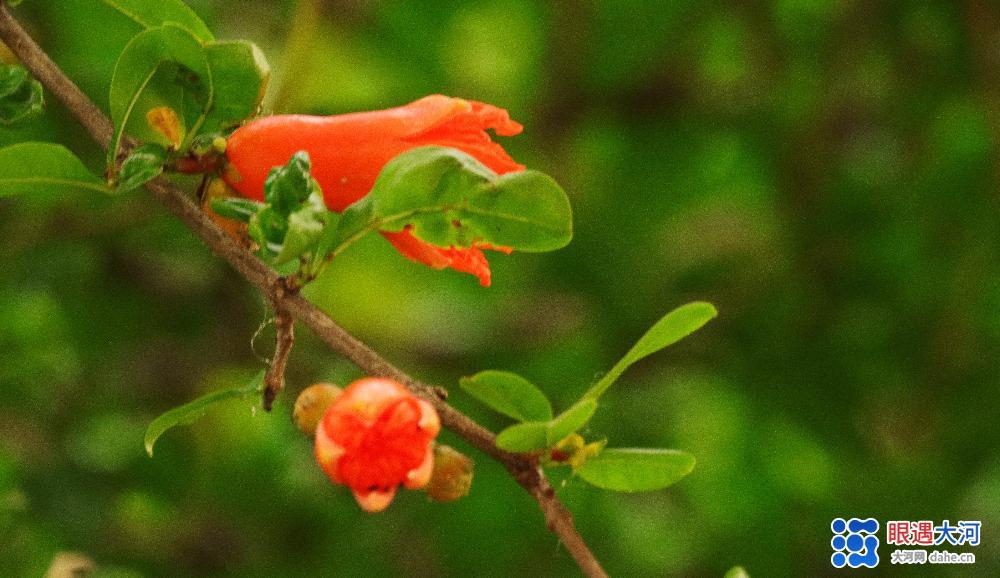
[224, 95, 525, 286]
[314, 377, 440, 512]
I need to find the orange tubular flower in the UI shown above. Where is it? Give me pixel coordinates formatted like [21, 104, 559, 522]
[224, 95, 526, 286]
[314, 377, 440, 513]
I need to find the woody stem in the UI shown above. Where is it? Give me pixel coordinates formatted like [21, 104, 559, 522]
[0, 3, 607, 577]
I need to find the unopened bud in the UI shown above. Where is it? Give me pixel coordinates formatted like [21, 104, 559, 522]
[426, 444, 473, 503]
[293, 382, 342, 436]
[549, 434, 605, 470]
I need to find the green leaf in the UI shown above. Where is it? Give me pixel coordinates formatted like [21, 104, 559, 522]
[495, 421, 549, 452]
[546, 399, 597, 446]
[241, 152, 330, 265]
[494, 399, 598, 452]
[458, 370, 552, 421]
[273, 191, 328, 264]
[94, 0, 214, 41]
[0, 64, 43, 125]
[0, 64, 29, 97]
[0, 143, 108, 196]
[584, 301, 717, 401]
[116, 143, 166, 192]
[201, 41, 270, 133]
[460, 371, 553, 422]
[322, 146, 572, 260]
[210, 197, 263, 223]
[108, 23, 211, 172]
[575, 448, 696, 492]
[724, 567, 751, 578]
[264, 150, 314, 212]
[144, 370, 264, 457]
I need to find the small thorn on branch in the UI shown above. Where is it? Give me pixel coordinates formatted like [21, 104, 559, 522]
[263, 277, 297, 411]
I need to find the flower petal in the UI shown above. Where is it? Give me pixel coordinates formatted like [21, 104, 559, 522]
[382, 228, 503, 287]
[314, 420, 346, 484]
[403, 96, 525, 175]
[416, 400, 440, 436]
[403, 442, 435, 489]
[353, 487, 397, 513]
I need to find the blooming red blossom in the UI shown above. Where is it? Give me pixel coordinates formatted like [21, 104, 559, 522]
[314, 377, 440, 512]
[224, 95, 525, 286]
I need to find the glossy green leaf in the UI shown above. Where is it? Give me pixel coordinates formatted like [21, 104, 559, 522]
[495, 421, 549, 452]
[724, 567, 751, 578]
[546, 399, 598, 446]
[0, 64, 43, 125]
[0, 143, 108, 196]
[108, 24, 211, 171]
[460, 370, 553, 422]
[263, 151, 314, 211]
[210, 197, 262, 223]
[144, 370, 264, 457]
[322, 146, 572, 260]
[201, 41, 270, 133]
[273, 191, 328, 264]
[116, 143, 166, 192]
[584, 301, 717, 400]
[576, 448, 696, 492]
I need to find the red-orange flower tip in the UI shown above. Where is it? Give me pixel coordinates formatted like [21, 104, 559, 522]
[382, 227, 513, 287]
[314, 377, 440, 512]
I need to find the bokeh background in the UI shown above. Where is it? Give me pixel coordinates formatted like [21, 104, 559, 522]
[2, 0, 999, 576]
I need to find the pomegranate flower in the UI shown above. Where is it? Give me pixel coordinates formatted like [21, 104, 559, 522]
[314, 377, 440, 512]
[224, 95, 526, 286]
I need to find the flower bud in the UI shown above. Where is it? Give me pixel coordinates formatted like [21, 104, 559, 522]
[425, 444, 473, 503]
[292, 382, 342, 436]
[549, 434, 605, 470]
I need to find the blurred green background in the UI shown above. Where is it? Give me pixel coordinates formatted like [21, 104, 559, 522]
[2, 0, 999, 576]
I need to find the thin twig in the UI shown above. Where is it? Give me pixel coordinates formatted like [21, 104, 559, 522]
[264, 277, 296, 411]
[0, 4, 607, 577]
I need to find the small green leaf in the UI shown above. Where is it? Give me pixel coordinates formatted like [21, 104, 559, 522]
[460, 370, 553, 422]
[273, 191, 328, 264]
[576, 448, 695, 492]
[0, 64, 29, 97]
[0, 64, 43, 125]
[264, 151, 314, 212]
[724, 567, 750, 578]
[495, 399, 598, 453]
[116, 143, 166, 192]
[0, 143, 108, 196]
[584, 301, 717, 401]
[201, 40, 270, 133]
[320, 146, 572, 262]
[495, 421, 549, 452]
[108, 24, 211, 171]
[144, 370, 264, 457]
[210, 197, 263, 223]
[546, 399, 597, 446]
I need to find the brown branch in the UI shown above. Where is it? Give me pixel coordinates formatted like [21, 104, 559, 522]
[263, 277, 296, 411]
[0, 4, 607, 577]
